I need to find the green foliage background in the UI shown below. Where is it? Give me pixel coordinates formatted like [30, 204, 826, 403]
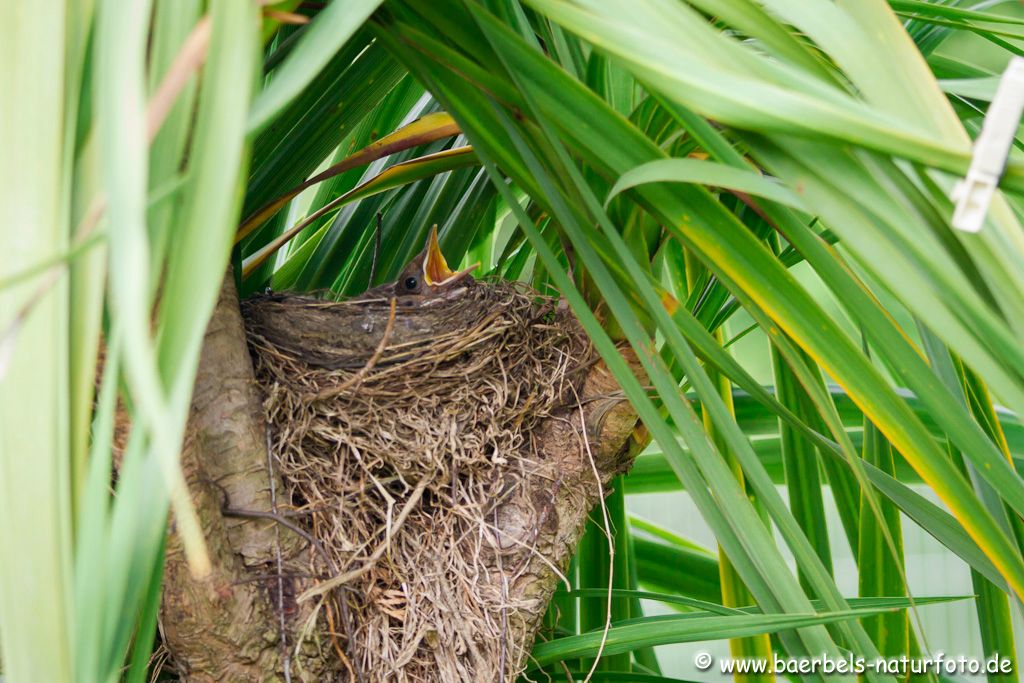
[3, 1, 1024, 681]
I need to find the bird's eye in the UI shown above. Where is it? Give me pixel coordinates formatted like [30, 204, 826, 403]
[403, 276, 419, 291]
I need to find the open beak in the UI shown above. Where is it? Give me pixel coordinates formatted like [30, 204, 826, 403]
[422, 225, 479, 286]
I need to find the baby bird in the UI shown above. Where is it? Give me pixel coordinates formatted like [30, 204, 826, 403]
[357, 225, 478, 301]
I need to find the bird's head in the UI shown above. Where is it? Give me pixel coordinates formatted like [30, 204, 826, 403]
[392, 225, 478, 298]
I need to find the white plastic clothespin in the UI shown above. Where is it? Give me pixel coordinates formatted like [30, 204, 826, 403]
[951, 57, 1024, 233]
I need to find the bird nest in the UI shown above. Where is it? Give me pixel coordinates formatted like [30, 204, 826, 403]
[242, 280, 595, 682]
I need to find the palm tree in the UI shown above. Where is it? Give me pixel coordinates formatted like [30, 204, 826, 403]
[2, 0, 1024, 681]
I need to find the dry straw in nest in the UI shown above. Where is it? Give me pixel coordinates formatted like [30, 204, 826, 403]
[243, 281, 595, 682]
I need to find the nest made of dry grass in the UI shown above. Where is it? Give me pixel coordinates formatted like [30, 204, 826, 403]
[244, 281, 594, 682]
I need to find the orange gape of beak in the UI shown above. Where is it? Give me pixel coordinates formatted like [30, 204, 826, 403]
[422, 225, 478, 286]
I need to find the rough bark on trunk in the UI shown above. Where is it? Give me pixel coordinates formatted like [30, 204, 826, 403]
[161, 273, 301, 681]
[159, 273, 642, 680]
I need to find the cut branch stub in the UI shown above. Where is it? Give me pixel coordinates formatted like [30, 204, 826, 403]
[160, 277, 642, 682]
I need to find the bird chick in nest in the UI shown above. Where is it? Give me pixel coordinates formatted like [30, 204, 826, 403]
[355, 225, 478, 304]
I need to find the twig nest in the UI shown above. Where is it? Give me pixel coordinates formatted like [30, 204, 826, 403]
[242, 281, 596, 682]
